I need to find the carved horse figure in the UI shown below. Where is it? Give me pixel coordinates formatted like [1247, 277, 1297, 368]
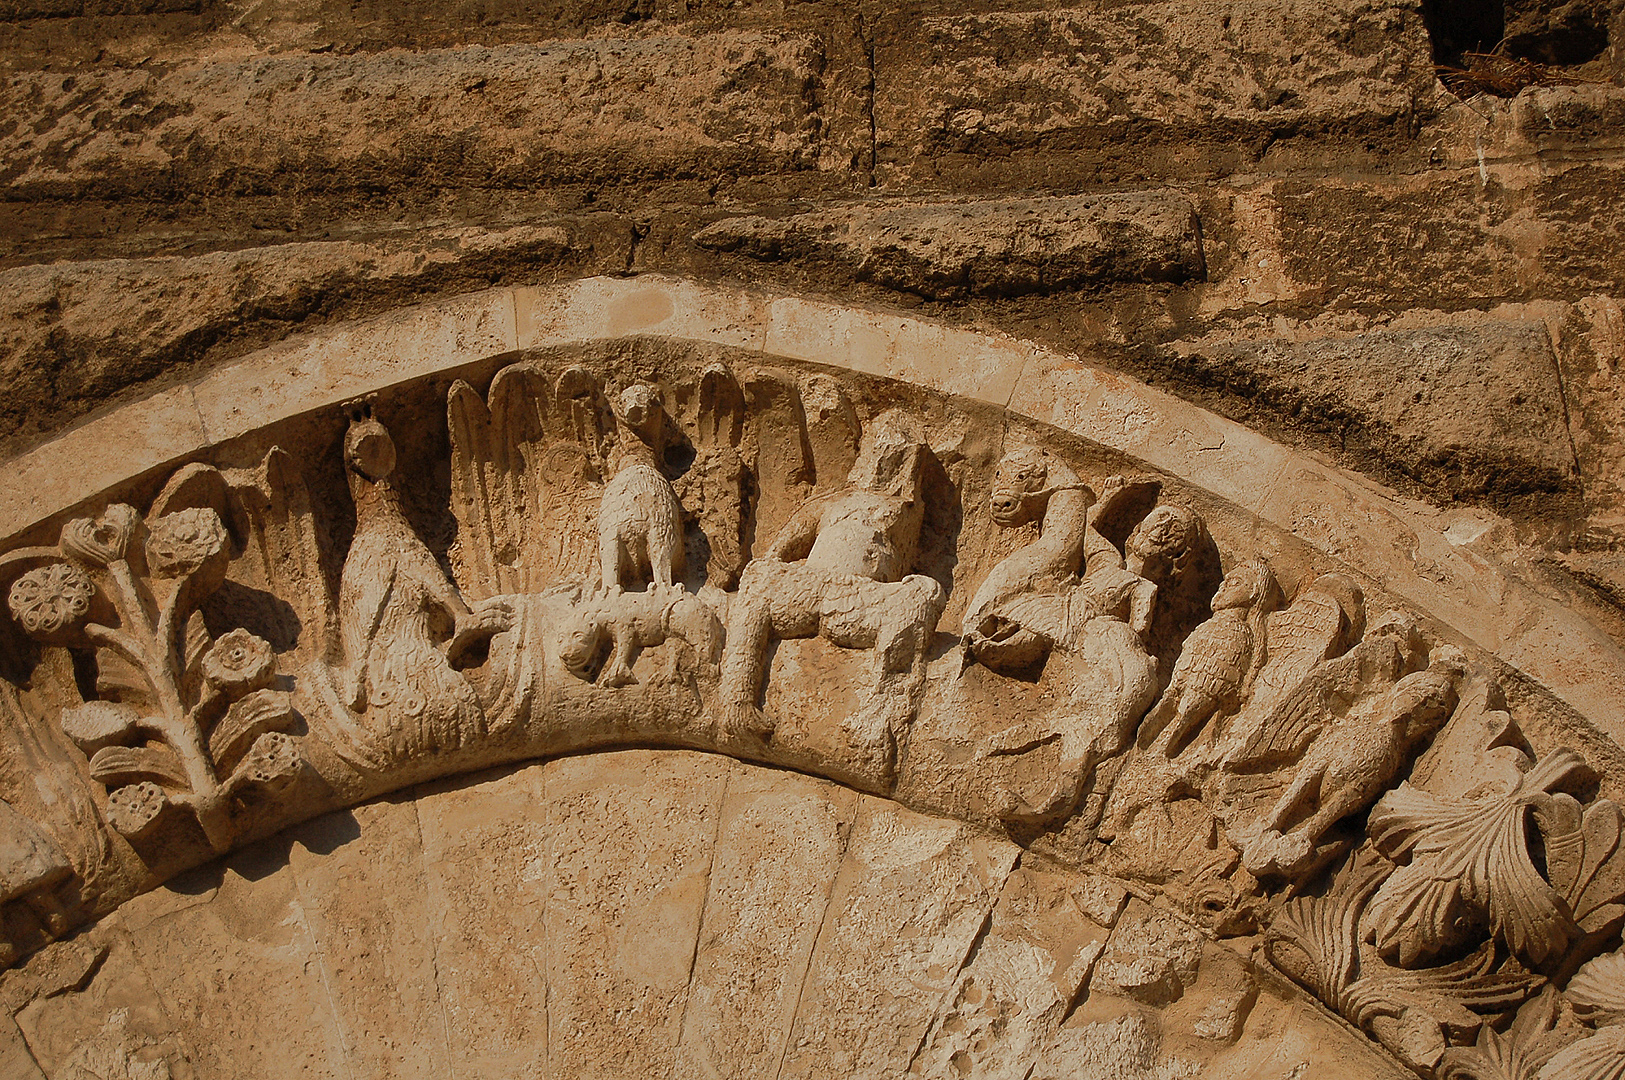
[718, 413, 947, 774]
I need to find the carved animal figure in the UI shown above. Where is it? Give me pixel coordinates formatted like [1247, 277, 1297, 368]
[599, 382, 685, 593]
[556, 584, 723, 688]
[719, 414, 947, 771]
[961, 447, 1095, 638]
[1138, 557, 1278, 758]
[1242, 647, 1467, 878]
[334, 413, 511, 761]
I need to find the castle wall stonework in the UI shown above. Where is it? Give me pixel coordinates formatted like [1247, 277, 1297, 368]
[6, 2, 1625, 1078]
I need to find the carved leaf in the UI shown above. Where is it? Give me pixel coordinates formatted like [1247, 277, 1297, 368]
[1440, 991, 1571, 1080]
[209, 690, 295, 772]
[59, 700, 141, 755]
[1348, 943, 1544, 1037]
[1265, 859, 1390, 1016]
[232, 447, 333, 651]
[60, 504, 139, 568]
[1366, 750, 1597, 968]
[94, 646, 148, 702]
[88, 744, 189, 790]
[1568, 952, 1625, 1027]
[1537, 1027, 1625, 1080]
[1542, 798, 1625, 939]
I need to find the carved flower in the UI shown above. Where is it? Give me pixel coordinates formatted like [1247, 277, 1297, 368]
[201, 629, 275, 695]
[145, 507, 228, 580]
[104, 781, 168, 840]
[61, 504, 139, 567]
[7, 562, 94, 638]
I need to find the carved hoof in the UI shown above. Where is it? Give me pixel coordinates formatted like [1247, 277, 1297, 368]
[719, 703, 774, 743]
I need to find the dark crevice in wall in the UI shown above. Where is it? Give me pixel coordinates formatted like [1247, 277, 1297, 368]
[1420, 0, 1505, 65]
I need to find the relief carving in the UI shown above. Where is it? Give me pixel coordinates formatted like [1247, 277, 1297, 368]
[1, 337, 1623, 1080]
[718, 411, 947, 777]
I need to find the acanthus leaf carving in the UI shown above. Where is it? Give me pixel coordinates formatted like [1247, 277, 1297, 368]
[1365, 749, 1599, 969]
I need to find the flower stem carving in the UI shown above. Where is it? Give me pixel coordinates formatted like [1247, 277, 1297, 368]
[11, 498, 305, 853]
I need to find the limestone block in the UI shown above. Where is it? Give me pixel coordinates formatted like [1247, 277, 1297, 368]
[7, 928, 193, 1079]
[675, 767, 858, 1080]
[1170, 322, 1577, 502]
[542, 750, 729, 1080]
[114, 849, 350, 1079]
[413, 764, 553, 1079]
[777, 798, 1020, 1080]
[0, 33, 827, 199]
[873, 0, 1440, 170]
[1092, 899, 1207, 1007]
[285, 800, 449, 1080]
[693, 192, 1205, 300]
[911, 861, 1111, 1080]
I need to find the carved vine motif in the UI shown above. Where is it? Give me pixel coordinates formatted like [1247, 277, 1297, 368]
[0, 344, 1620, 1080]
[3, 478, 307, 852]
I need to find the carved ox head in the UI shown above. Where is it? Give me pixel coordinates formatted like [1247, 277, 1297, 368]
[988, 447, 1058, 528]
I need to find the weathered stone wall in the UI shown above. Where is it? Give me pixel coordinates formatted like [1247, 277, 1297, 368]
[7, 3, 1625, 1078]
[4, 1, 1625, 589]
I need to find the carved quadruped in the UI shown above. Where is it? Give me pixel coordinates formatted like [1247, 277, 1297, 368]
[0, 332, 1623, 1080]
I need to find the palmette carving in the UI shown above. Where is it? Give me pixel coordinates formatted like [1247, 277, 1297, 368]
[1366, 749, 1602, 969]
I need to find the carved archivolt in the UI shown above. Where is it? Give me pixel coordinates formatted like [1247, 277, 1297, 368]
[1, 332, 1622, 1079]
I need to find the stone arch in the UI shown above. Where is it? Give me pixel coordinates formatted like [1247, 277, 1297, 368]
[1, 277, 1622, 1079]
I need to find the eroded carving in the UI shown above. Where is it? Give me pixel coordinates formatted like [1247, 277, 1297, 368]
[0, 336, 1622, 1080]
[718, 411, 947, 776]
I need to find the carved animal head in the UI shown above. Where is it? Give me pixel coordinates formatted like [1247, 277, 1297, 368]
[1212, 557, 1277, 612]
[555, 610, 608, 681]
[344, 415, 398, 482]
[988, 447, 1059, 527]
[1125, 503, 1204, 581]
[614, 382, 666, 447]
[848, 411, 926, 499]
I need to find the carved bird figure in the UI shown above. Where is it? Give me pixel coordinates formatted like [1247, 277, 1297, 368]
[1138, 557, 1277, 757]
[599, 382, 686, 593]
[1243, 647, 1467, 878]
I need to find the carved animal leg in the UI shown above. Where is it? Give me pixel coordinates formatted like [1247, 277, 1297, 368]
[600, 535, 625, 593]
[1263, 766, 1323, 836]
[1151, 695, 1216, 759]
[600, 625, 639, 688]
[718, 595, 777, 739]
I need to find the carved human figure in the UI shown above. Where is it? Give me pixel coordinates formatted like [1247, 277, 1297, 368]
[333, 413, 512, 762]
[972, 499, 1206, 827]
[1242, 646, 1467, 878]
[555, 584, 723, 688]
[599, 382, 685, 593]
[717, 413, 947, 767]
[961, 447, 1098, 642]
[1137, 557, 1278, 758]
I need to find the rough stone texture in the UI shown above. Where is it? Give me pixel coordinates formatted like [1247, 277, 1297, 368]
[692, 192, 1205, 300]
[0, 752, 1408, 1079]
[7, 0, 1625, 1075]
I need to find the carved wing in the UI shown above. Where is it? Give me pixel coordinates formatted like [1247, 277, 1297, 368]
[230, 449, 334, 657]
[1232, 668, 1334, 769]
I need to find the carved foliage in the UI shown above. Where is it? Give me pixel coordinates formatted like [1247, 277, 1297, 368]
[1366, 750, 1602, 969]
[6, 474, 306, 852]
